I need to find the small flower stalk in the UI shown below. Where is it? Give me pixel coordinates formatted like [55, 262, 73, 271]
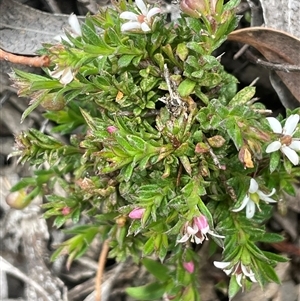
[266, 114, 300, 165]
[232, 178, 276, 219]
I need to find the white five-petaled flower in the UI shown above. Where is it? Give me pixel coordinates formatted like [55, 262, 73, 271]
[232, 178, 276, 219]
[266, 114, 300, 165]
[177, 215, 224, 244]
[214, 261, 257, 287]
[120, 0, 161, 32]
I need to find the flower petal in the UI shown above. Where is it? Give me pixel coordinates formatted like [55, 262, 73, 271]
[289, 140, 300, 151]
[141, 22, 151, 32]
[257, 189, 277, 203]
[236, 273, 243, 287]
[213, 261, 231, 269]
[177, 234, 190, 243]
[186, 226, 198, 235]
[281, 145, 299, 165]
[135, 0, 148, 16]
[208, 230, 225, 239]
[249, 274, 257, 283]
[266, 141, 281, 153]
[147, 7, 161, 19]
[249, 178, 258, 193]
[241, 263, 255, 278]
[246, 200, 256, 219]
[120, 12, 139, 20]
[266, 117, 282, 134]
[60, 67, 74, 85]
[121, 22, 141, 32]
[68, 13, 82, 36]
[232, 195, 250, 212]
[283, 114, 299, 136]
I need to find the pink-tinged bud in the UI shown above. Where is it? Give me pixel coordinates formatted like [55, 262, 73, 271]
[128, 208, 145, 219]
[62, 206, 71, 215]
[183, 261, 195, 273]
[195, 142, 209, 154]
[107, 126, 117, 134]
[180, 0, 217, 18]
[193, 215, 209, 232]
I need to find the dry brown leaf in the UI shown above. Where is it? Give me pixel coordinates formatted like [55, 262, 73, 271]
[228, 27, 300, 104]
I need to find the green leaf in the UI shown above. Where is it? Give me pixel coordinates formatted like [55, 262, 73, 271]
[228, 276, 241, 301]
[269, 151, 280, 173]
[144, 236, 155, 255]
[178, 79, 196, 97]
[118, 54, 136, 68]
[262, 251, 288, 263]
[223, 0, 240, 11]
[126, 282, 166, 300]
[81, 23, 102, 46]
[228, 86, 256, 106]
[223, 117, 243, 149]
[257, 233, 284, 243]
[141, 258, 170, 282]
[176, 43, 189, 61]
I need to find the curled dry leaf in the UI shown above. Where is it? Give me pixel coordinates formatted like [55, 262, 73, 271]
[228, 27, 300, 106]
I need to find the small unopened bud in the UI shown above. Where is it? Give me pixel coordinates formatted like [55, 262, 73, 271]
[41, 94, 66, 111]
[128, 207, 145, 219]
[183, 261, 195, 273]
[180, 0, 217, 18]
[107, 126, 117, 134]
[6, 189, 31, 210]
[62, 206, 71, 215]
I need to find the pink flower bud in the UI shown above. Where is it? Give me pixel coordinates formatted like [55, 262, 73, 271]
[128, 207, 145, 219]
[62, 206, 71, 215]
[180, 0, 217, 18]
[193, 215, 209, 233]
[183, 261, 195, 273]
[107, 126, 117, 134]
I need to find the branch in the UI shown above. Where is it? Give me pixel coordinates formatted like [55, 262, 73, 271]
[0, 48, 50, 67]
[95, 239, 110, 301]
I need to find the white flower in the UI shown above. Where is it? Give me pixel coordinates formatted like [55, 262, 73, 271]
[232, 178, 276, 219]
[214, 261, 257, 287]
[54, 13, 82, 42]
[266, 114, 300, 165]
[49, 66, 74, 85]
[120, 0, 161, 32]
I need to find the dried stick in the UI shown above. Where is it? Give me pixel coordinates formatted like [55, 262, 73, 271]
[0, 48, 50, 68]
[95, 239, 110, 301]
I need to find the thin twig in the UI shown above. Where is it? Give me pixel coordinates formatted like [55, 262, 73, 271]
[0, 49, 50, 67]
[255, 58, 300, 73]
[233, 44, 250, 60]
[0, 256, 53, 301]
[95, 239, 110, 301]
